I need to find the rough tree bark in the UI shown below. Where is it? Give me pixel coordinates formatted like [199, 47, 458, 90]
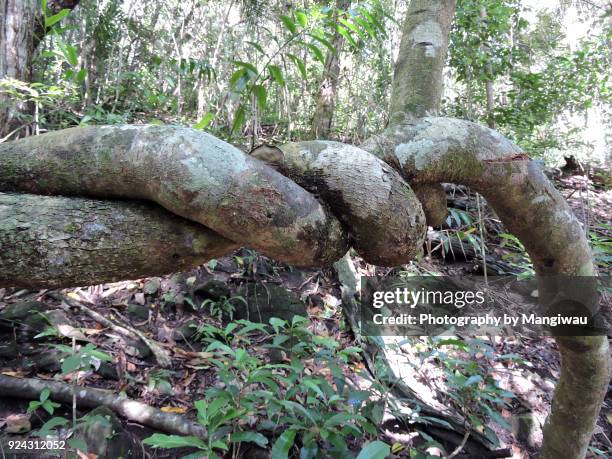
[251, 140, 426, 265]
[0, 0, 38, 139]
[0, 125, 348, 266]
[0, 192, 236, 289]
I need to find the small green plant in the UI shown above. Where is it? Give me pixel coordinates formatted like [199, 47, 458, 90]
[28, 389, 60, 415]
[186, 295, 247, 321]
[145, 318, 384, 457]
[52, 342, 113, 375]
[423, 337, 520, 446]
[588, 225, 611, 270]
[499, 232, 535, 278]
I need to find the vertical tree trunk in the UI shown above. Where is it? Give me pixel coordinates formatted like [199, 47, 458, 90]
[0, 0, 80, 140]
[0, 0, 38, 139]
[388, 0, 456, 124]
[310, 0, 350, 139]
[480, 7, 495, 129]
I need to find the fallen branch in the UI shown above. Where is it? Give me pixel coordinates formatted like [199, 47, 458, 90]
[0, 374, 206, 438]
[49, 292, 172, 369]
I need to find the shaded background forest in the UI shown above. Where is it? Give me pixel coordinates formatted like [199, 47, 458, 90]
[2, 0, 611, 164]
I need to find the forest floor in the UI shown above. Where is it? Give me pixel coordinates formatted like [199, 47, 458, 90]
[0, 171, 609, 459]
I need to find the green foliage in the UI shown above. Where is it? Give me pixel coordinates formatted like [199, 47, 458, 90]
[27, 388, 61, 415]
[145, 317, 385, 457]
[449, 0, 610, 158]
[419, 337, 520, 447]
[589, 224, 612, 270]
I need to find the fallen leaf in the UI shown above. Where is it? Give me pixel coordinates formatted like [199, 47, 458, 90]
[5, 414, 31, 433]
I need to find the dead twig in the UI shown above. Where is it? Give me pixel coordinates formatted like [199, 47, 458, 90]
[48, 292, 172, 368]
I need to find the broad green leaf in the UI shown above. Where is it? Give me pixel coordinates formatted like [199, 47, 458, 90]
[464, 375, 483, 387]
[287, 54, 307, 79]
[271, 429, 296, 459]
[230, 431, 269, 447]
[268, 65, 285, 86]
[279, 15, 297, 34]
[142, 434, 207, 449]
[193, 112, 215, 130]
[76, 68, 87, 83]
[67, 438, 88, 452]
[304, 43, 324, 63]
[308, 33, 336, 53]
[337, 25, 358, 49]
[62, 44, 78, 67]
[61, 355, 82, 374]
[356, 440, 390, 459]
[295, 11, 308, 27]
[233, 60, 258, 76]
[231, 104, 246, 134]
[37, 416, 68, 436]
[45, 8, 70, 28]
[251, 84, 267, 110]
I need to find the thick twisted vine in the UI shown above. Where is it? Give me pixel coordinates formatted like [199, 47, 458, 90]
[0, 125, 426, 287]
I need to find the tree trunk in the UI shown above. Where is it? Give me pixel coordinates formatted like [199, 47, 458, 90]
[0, 192, 236, 288]
[0, 0, 80, 140]
[480, 7, 495, 129]
[0, 0, 38, 139]
[388, 0, 456, 124]
[310, 0, 349, 139]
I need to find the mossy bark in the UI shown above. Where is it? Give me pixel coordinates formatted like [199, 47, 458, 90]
[251, 140, 426, 266]
[0, 125, 348, 266]
[361, 117, 610, 459]
[0, 192, 236, 288]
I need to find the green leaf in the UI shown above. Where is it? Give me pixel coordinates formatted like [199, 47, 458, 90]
[67, 438, 88, 452]
[142, 434, 207, 449]
[76, 68, 87, 83]
[230, 431, 269, 447]
[308, 33, 336, 53]
[45, 8, 70, 28]
[287, 54, 307, 79]
[63, 44, 78, 67]
[37, 416, 68, 436]
[193, 112, 215, 130]
[356, 440, 391, 459]
[268, 65, 285, 86]
[464, 375, 483, 387]
[295, 11, 308, 27]
[251, 84, 267, 110]
[233, 60, 258, 76]
[271, 429, 296, 459]
[304, 43, 324, 63]
[229, 68, 250, 91]
[337, 25, 358, 49]
[279, 15, 297, 34]
[231, 104, 246, 135]
[61, 355, 82, 374]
